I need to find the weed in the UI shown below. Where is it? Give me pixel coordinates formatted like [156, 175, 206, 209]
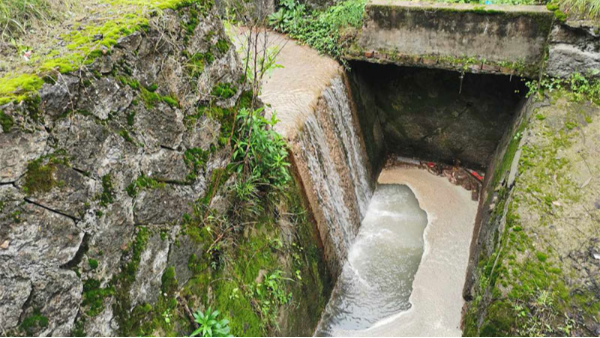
[190, 307, 232, 337]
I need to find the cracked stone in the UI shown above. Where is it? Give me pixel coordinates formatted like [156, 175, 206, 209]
[129, 231, 169, 307]
[0, 128, 48, 183]
[18, 163, 96, 220]
[134, 185, 195, 225]
[78, 77, 133, 120]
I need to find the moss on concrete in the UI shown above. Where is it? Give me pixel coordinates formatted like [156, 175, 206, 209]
[464, 91, 600, 336]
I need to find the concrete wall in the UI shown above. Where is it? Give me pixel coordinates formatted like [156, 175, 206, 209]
[347, 1, 553, 77]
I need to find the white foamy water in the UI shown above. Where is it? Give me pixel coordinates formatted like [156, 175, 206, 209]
[296, 75, 373, 266]
[316, 184, 428, 336]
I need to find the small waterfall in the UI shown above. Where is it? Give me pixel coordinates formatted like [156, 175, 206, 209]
[323, 77, 372, 217]
[292, 74, 373, 274]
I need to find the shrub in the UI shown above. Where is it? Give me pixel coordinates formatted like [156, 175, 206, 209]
[268, 0, 366, 62]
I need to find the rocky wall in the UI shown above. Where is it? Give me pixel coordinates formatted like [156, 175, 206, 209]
[546, 21, 600, 78]
[0, 4, 330, 336]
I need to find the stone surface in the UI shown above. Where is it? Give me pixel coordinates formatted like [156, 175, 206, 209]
[0, 4, 242, 335]
[348, 1, 553, 76]
[134, 185, 196, 225]
[129, 232, 170, 307]
[547, 21, 600, 78]
[0, 128, 48, 183]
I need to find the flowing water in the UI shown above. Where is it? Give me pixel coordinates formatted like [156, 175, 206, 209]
[316, 184, 428, 336]
[294, 75, 373, 270]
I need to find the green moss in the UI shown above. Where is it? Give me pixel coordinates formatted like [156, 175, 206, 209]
[118, 76, 140, 90]
[0, 110, 14, 133]
[187, 52, 214, 78]
[88, 258, 99, 270]
[0, 73, 44, 105]
[23, 158, 57, 195]
[216, 39, 230, 54]
[99, 174, 115, 207]
[20, 309, 49, 335]
[126, 111, 136, 126]
[535, 251, 548, 262]
[119, 129, 135, 144]
[0, 0, 206, 105]
[161, 266, 178, 295]
[211, 82, 236, 99]
[184, 148, 209, 181]
[82, 278, 114, 317]
[140, 86, 179, 108]
[126, 175, 165, 197]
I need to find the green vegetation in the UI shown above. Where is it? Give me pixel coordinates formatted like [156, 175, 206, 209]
[0, 0, 69, 40]
[99, 174, 115, 207]
[184, 148, 210, 181]
[526, 72, 600, 103]
[397, 0, 599, 20]
[0, 110, 14, 132]
[140, 86, 179, 108]
[464, 87, 600, 336]
[0, 0, 212, 105]
[232, 107, 291, 191]
[190, 307, 232, 337]
[23, 158, 57, 195]
[211, 83, 237, 99]
[269, 0, 366, 62]
[126, 175, 165, 197]
[20, 309, 49, 335]
[82, 278, 115, 317]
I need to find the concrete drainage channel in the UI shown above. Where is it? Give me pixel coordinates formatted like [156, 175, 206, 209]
[310, 62, 529, 335]
[252, 24, 533, 335]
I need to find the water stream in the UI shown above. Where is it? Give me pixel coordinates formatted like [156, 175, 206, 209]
[316, 184, 428, 336]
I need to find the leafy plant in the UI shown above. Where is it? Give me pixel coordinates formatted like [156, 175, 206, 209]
[190, 307, 232, 337]
[248, 270, 292, 329]
[232, 107, 291, 192]
[526, 72, 600, 103]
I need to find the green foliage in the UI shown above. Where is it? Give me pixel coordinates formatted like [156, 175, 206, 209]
[526, 72, 600, 103]
[20, 309, 49, 335]
[0, 0, 61, 39]
[248, 270, 292, 328]
[211, 83, 237, 99]
[140, 86, 179, 108]
[269, 0, 366, 61]
[232, 107, 291, 192]
[216, 39, 230, 54]
[187, 52, 215, 78]
[554, 0, 600, 19]
[190, 307, 232, 337]
[0, 110, 14, 132]
[0, 0, 209, 105]
[184, 148, 210, 181]
[88, 258, 99, 269]
[161, 266, 179, 295]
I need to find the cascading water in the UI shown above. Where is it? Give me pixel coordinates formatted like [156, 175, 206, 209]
[293, 74, 373, 273]
[315, 184, 428, 336]
[322, 78, 372, 217]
